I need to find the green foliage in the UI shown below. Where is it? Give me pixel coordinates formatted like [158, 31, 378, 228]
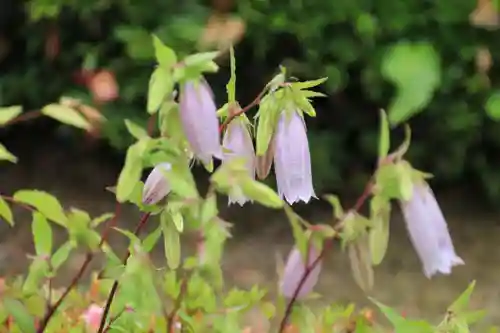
[0, 30, 494, 333]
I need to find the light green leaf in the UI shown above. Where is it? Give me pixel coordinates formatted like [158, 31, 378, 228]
[41, 104, 91, 130]
[449, 280, 476, 314]
[200, 193, 218, 225]
[382, 42, 441, 125]
[152, 35, 177, 67]
[13, 190, 67, 226]
[147, 67, 173, 114]
[283, 205, 308, 257]
[323, 194, 344, 219]
[369, 298, 406, 327]
[348, 235, 373, 292]
[0, 105, 22, 125]
[240, 179, 283, 208]
[255, 98, 279, 156]
[32, 212, 52, 255]
[184, 52, 220, 67]
[0, 196, 13, 225]
[142, 226, 162, 252]
[161, 210, 181, 269]
[486, 91, 500, 120]
[0, 143, 17, 163]
[3, 298, 36, 333]
[116, 140, 147, 202]
[226, 46, 236, 103]
[369, 196, 391, 265]
[378, 109, 390, 160]
[124, 119, 149, 139]
[51, 241, 74, 270]
[291, 77, 328, 90]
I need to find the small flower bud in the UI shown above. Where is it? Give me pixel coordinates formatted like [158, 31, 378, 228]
[142, 163, 172, 205]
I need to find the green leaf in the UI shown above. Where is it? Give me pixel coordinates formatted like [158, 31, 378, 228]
[3, 298, 36, 333]
[147, 67, 173, 114]
[348, 235, 373, 292]
[449, 280, 476, 314]
[382, 42, 441, 125]
[378, 109, 390, 160]
[369, 196, 391, 265]
[291, 77, 328, 90]
[369, 298, 406, 327]
[184, 52, 220, 67]
[32, 212, 52, 255]
[51, 241, 74, 270]
[283, 205, 308, 257]
[124, 119, 149, 139]
[240, 179, 283, 208]
[485, 91, 500, 120]
[226, 46, 237, 103]
[0, 196, 14, 225]
[41, 104, 91, 130]
[0, 143, 17, 163]
[0, 105, 22, 125]
[161, 210, 181, 269]
[323, 194, 344, 219]
[13, 190, 67, 226]
[152, 35, 177, 67]
[255, 100, 279, 156]
[200, 193, 218, 225]
[142, 226, 162, 252]
[116, 140, 147, 202]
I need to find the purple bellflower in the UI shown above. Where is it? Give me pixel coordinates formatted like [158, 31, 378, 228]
[273, 110, 316, 204]
[142, 162, 172, 205]
[280, 245, 322, 299]
[222, 117, 256, 205]
[179, 79, 222, 165]
[400, 181, 464, 278]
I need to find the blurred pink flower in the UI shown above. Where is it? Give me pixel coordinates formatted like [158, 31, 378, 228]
[400, 182, 464, 278]
[280, 245, 322, 299]
[179, 79, 222, 164]
[273, 111, 316, 204]
[82, 304, 103, 331]
[222, 117, 256, 205]
[142, 162, 172, 205]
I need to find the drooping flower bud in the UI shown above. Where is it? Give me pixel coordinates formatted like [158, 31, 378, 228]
[222, 117, 255, 205]
[179, 79, 222, 164]
[280, 245, 322, 299]
[400, 182, 464, 278]
[273, 110, 316, 204]
[142, 163, 172, 205]
[82, 304, 103, 332]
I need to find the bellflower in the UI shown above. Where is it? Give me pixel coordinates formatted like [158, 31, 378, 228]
[82, 304, 103, 332]
[222, 117, 256, 205]
[273, 110, 316, 204]
[179, 79, 222, 164]
[142, 163, 172, 205]
[280, 245, 322, 299]
[400, 182, 464, 278]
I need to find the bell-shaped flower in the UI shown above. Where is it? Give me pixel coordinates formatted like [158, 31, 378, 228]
[81, 304, 103, 332]
[280, 245, 322, 299]
[400, 182, 464, 278]
[142, 163, 172, 205]
[222, 117, 255, 205]
[273, 110, 316, 204]
[179, 79, 222, 164]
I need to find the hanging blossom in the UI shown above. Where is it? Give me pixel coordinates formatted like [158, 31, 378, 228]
[222, 117, 256, 205]
[179, 79, 222, 165]
[81, 304, 103, 332]
[280, 245, 322, 299]
[273, 110, 316, 204]
[142, 163, 172, 205]
[400, 181, 464, 278]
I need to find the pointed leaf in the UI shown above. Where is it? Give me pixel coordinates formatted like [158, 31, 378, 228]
[13, 190, 67, 226]
[378, 109, 390, 160]
[32, 212, 52, 255]
[41, 104, 91, 130]
[3, 298, 36, 333]
[0, 196, 13, 225]
[152, 35, 177, 67]
[0, 143, 17, 163]
[161, 210, 181, 269]
[0, 105, 22, 125]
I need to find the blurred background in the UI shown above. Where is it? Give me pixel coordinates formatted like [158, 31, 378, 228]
[2, 0, 500, 328]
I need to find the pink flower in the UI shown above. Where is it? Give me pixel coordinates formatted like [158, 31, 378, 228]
[142, 163, 172, 204]
[82, 304, 103, 331]
[273, 110, 316, 204]
[280, 245, 322, 299]
[222, 117, 256, 205]
[400, 182, 464, 278]
[179, 79, 222, 164]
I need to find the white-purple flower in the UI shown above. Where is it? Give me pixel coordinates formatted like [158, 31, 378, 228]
[400, 182, 464, 278]
[179, 79, 222, 164]
[142, 163, 172, 205]
[273, 110, 316, 204]
[280, 245, 322, 299]
[222, 117, 255, 205]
